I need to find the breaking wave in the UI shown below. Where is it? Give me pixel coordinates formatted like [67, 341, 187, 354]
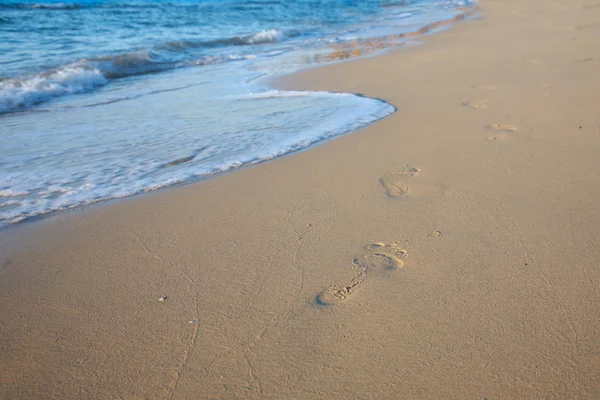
[0, 67, 107, 113]
[0, 29, 292, 113]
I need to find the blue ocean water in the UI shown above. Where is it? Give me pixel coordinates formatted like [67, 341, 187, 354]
[0, 0, 475, 226]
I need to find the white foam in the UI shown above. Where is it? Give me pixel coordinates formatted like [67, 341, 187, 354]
[0, 66, 107, 113]
[0, 200, 20, 208]
[243, 90, 352, 99]
[244, 29, 283, 44]
[0, 189, 29, 197]
[0, 78, 394, 226]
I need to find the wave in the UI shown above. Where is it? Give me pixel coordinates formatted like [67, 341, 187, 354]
[0, 3, 81, 10]
[0, 189, 30, 197]
[0, 29, 295, 113]
[381, 1, 411, 7]
[79, 50, 177, 80]
[244, 29, 285, 44]
[161, 28, 292, 51]
[0, 1, 284, 11]
[0, 52, 256, 113]
[0, 66, 107, 113]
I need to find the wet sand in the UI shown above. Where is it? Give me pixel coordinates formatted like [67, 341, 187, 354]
[2, 0, 600, 398]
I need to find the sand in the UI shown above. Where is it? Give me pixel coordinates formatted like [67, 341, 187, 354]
[2, 0, 600, 398]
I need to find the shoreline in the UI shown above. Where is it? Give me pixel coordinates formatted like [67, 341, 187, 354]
[3, 0, 600, 398]
[0, 95, 397, 234]
[0, 6, 477, 230]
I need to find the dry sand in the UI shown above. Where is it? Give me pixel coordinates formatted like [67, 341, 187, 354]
[2, 0, 600, 398]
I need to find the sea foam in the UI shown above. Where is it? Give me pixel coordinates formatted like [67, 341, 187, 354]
[0, 67, 107, 113]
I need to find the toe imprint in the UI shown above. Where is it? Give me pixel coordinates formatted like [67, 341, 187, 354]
[380, 165, 421, 198]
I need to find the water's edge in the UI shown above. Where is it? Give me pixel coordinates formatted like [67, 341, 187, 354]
[0, 7, 478, 233]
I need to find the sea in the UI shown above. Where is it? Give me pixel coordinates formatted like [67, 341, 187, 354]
[0, 0, 475, 227]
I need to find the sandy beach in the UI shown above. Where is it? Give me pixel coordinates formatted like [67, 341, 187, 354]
[2, 0, 600, 398]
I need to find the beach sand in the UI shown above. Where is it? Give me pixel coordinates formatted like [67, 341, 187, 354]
[2, 0, 600, 398]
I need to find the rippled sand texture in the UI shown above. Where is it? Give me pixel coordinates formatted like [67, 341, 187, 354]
[2, 0, 600, 398]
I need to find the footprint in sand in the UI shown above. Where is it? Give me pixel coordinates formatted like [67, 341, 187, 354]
[470, 84, 496, 92]
[355, 242, 407, 272]
[316, 242, 408, 306]
[316, 274, 366, 306]
[379, 165, 421, 198]
[462, 99, 487, 109]
[485, 124, 518, 141]
[486, 134, 506, 141]
[486, 124, 518, 132]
